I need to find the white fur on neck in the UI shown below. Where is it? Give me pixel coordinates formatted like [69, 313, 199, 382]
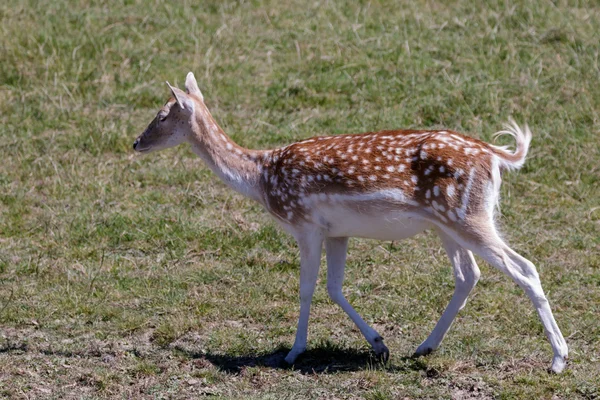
[189, 137, 263, 204]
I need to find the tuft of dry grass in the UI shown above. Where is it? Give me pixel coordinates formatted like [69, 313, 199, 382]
[1, 0, 599, 398]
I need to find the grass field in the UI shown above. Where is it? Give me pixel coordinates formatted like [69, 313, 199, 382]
[1, 0, 599, 398]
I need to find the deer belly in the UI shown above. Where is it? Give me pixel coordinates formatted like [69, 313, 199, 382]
[311, 206, 431, 240]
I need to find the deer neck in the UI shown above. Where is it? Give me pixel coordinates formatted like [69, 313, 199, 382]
[188, 105, 267, 204]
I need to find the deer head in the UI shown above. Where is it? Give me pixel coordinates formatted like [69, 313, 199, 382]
[133, 72, 204, 153]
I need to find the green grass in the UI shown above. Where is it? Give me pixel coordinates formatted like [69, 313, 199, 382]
[1, 0, 599, 398]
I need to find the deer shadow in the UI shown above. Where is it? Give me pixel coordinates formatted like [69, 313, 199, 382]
[175, 344, 430, 375]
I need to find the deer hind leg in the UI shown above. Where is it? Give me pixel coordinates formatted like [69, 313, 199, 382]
[284, 231, 324, 364]
[325, 237, 389, 361]
[455, 225, 568, 373]
[415, 230, 480, 356]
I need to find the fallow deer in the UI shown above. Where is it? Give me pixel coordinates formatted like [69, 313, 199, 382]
[133, 72, 568, 373]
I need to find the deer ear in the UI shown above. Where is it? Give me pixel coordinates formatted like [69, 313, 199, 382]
[185, 72, 203, 101]
[166, 81, 194, 111]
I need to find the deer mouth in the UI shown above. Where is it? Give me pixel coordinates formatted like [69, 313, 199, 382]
[133, 139, 151, 152]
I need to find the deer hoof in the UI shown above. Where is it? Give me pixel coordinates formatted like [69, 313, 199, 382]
[414, 343, 435, 357]
[372, 336, 389, 363]
[550, 355, 567, 374]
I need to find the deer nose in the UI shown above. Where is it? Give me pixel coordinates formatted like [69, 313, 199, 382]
[133, 138, 140, 150]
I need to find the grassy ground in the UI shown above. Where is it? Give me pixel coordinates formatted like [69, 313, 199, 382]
[1, 0, 599, 398]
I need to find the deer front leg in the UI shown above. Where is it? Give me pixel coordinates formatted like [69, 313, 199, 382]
[284, 232, 324, 364]
[325, 237, 389, 361]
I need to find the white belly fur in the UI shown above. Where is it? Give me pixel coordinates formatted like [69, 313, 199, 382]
[310, 205, 431, 240]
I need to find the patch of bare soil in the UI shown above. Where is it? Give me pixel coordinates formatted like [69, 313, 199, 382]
[449, 377, 495, 400]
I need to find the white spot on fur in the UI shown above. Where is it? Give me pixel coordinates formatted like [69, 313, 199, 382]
[447, 210, 457, 221]
[457, 168, 476, 219]
[447, 184, 455, 197]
